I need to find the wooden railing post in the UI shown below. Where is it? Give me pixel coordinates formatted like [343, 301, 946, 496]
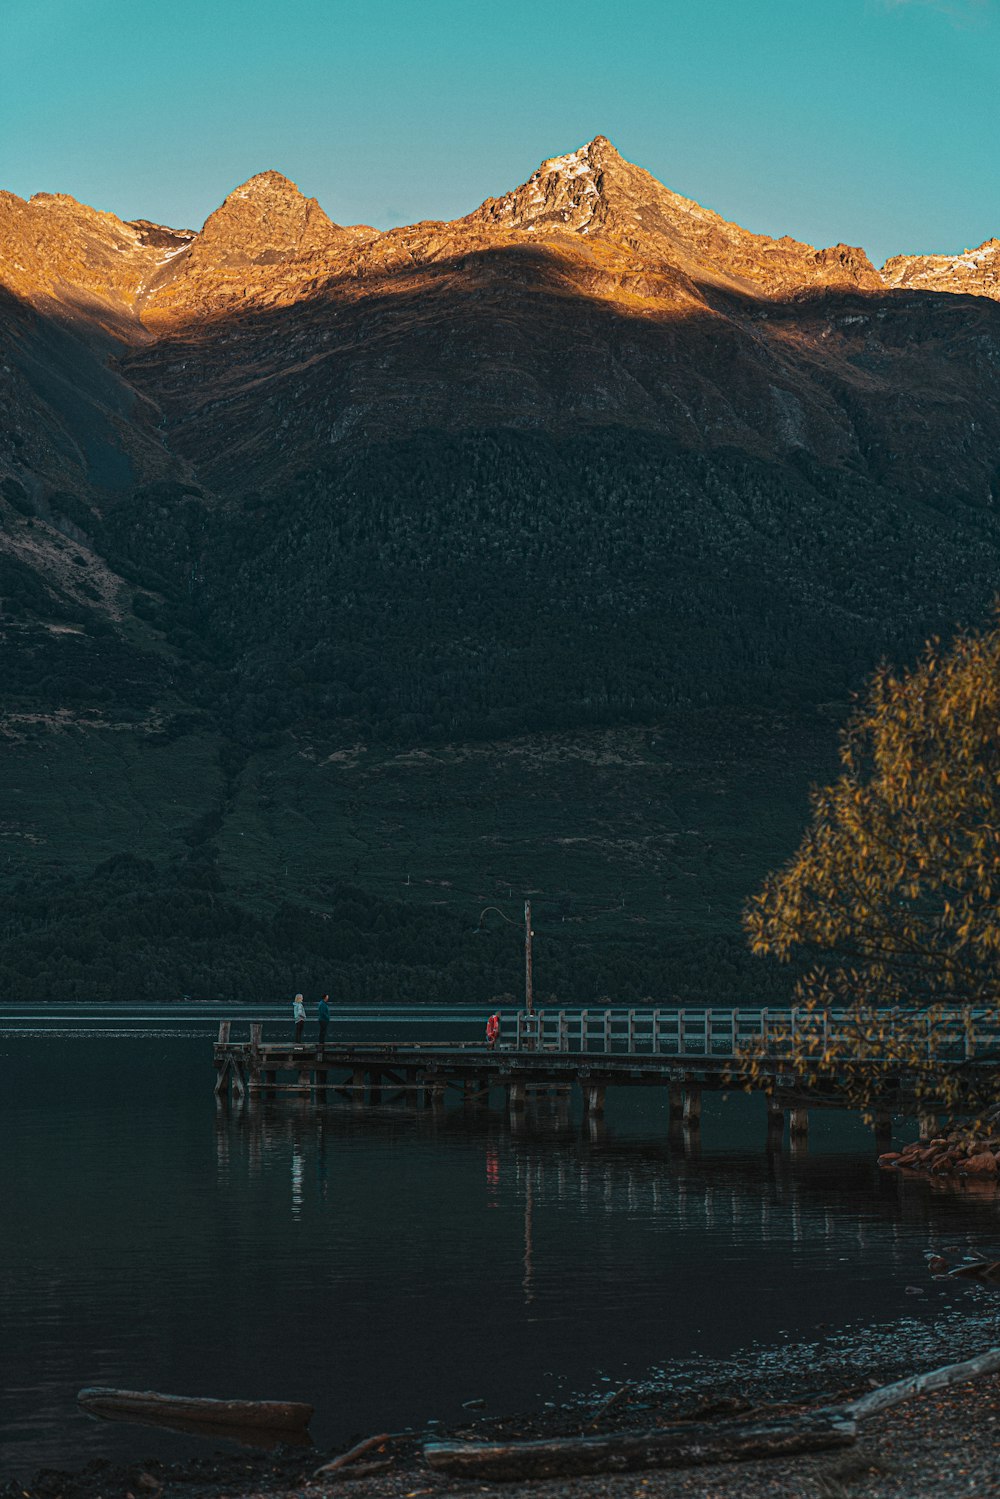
[217, 1020, 231, 1043]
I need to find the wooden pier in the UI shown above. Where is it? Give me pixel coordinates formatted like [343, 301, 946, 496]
[213, 1005, 1000, 1140]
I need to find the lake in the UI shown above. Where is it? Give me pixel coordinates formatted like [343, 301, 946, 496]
[3, 1005, 1000, 1480]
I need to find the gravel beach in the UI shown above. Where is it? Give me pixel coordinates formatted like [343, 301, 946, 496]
[7, 1366, 999, 1499]
[221, 1373, 1000, 1499]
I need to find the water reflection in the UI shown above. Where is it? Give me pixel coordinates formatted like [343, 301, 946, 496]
[7, 1019, 1000, 1481]
[291, 1146, 304, 1220]
[213, 1095, 1000, 1291]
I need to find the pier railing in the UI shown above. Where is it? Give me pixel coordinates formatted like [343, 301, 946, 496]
[499, 1006, 1000, 1060]
[212, 1006, 1000, 1122]
[213, 1005, 1000, 1063]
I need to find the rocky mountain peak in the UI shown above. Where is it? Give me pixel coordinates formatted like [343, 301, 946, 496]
[241, 168, 300, 193]
[195, 169, 346, 266]
[882, 237, 1000, 299]
[464, 135, 882, 299]
[468, 135, 623, 236]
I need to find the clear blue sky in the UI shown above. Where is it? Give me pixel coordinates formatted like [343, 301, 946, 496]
[1, 0, 996, 265]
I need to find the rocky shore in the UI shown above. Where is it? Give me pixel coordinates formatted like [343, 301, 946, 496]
[6, 1356, 1000, 1499]
[879, 1128, 1000, 1181]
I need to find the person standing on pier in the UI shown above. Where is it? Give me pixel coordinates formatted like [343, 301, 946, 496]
[317, 993, 330, 1052]
[293, 992, 306, 1043]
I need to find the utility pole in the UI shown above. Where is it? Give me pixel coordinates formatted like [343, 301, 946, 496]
[477, 901, 535, 1014]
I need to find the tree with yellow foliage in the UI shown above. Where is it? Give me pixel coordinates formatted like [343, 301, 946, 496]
[743, 619, 1000, 1118]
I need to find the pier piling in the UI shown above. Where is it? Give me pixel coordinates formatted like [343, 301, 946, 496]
[582, 1083, 606, 1116]
[682, 1084, 702, 1127]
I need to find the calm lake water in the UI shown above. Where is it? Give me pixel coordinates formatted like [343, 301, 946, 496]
[4, 1005, 1000, 1479]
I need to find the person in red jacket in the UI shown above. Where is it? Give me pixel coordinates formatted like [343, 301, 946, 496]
[485, 1012, 500, 1049]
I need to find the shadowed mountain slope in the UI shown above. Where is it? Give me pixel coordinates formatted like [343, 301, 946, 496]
[1, 138, 999, 1001]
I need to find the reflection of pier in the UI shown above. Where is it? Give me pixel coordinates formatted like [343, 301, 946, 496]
[212, 1103, 1000, 1315]
[213, 1005, 1000, 1144]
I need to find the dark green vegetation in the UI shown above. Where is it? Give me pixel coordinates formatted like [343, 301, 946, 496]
[3, 426, 999, 1002]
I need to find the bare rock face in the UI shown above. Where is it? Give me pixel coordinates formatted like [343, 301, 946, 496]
[139, 170, 364, 328]
[468, 137, 619, 237]
[466, 135, 883, 298]
[0, 189, 182, 333]
[127, 219, 196, 254]
[193, 170, 346, 267]
[883, 239, 1000, 299]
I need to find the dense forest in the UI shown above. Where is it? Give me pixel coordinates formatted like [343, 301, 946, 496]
[94, 430, 1000, 742]
[2, 427, 998, 1001]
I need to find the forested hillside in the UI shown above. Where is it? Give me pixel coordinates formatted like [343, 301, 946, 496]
[3, 139, 1000, 1001]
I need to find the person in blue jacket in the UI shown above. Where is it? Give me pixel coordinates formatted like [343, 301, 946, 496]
[317, 993, 330, 1051]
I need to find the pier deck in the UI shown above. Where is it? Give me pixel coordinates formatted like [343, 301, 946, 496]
[213, 1006, 1000, 1139]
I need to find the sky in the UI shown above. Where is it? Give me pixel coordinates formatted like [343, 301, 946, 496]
[1, 0, 997, 266]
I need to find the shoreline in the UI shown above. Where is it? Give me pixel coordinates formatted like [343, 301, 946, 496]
[6, 1380, 998, 1499]
[7, 1315, 1000, 1499]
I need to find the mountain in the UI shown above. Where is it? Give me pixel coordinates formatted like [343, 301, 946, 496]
[1, 137, 1000, 1001]
[467, 135, 883, 295]
[883, 238, 1000, 296]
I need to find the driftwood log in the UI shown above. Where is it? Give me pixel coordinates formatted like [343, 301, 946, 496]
[588, 1383, 633, 1428]
[313, 1433, 408, 1476]
[423, 1345, 1000, 1481]
[313, 1460, 395, 1481]
[844, 1347, 1000, 1420]
[77, 1387, 313, 1432]
[424, 1410, 856, 1479]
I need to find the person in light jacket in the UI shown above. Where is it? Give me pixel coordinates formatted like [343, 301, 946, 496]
[293, 992, 306, 1043]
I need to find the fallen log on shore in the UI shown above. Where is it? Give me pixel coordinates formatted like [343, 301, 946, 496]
[76, 1408, 314, 1450]
[77, 1387, 313, 1433]
[843, 1347, 1000, 1420]
[424, 1410, 857, 1479]
[423, 1345, 1000, 1481]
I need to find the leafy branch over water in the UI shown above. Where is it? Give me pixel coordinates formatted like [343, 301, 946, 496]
[741, 615, 1000, 1117]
